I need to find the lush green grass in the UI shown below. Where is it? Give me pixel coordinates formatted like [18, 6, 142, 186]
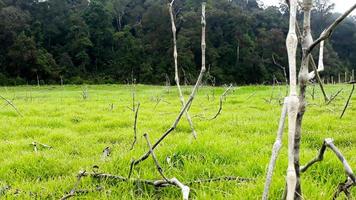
[0, 84, 355, 199]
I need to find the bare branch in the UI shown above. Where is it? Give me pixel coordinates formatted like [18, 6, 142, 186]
[31, 142, 52, 152]
[262, 98, 288, 200]
[143, 133, 169, 182]
[0, 95, 23, 117]
[306, 3, 356, 54]
[60, 170, 86, 200]
[130, 102, 140, 150]
[209, 84, 233, 120]
[272, 54, 288, 85]
[326, 88, 343, 105]
[309, 56, 329, 102]
[300, 138, 355, 183]
[340, 83, 355, 119]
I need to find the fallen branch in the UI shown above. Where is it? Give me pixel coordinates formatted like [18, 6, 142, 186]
[60, 170, 87, 200]
[333, 177, 355, 200]
[340, 82, 355, 119]
[144, 133, 190, 200]
[128, 2, 207, 178]
[101, 147, 111, 160]
[0, 95, 23, 117]
[130, 102, 140, 150]
[299, 138, 356, 199]
[31, 142, 52, 152]
[209, 84, 233, 120]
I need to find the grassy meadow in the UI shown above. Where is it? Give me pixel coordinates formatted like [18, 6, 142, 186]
[0, 84, 355, 199]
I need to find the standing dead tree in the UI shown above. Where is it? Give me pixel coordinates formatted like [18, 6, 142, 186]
[168, 0, 197, 139]
[128, 1, 207, 178]
[262, 1, 356, 200]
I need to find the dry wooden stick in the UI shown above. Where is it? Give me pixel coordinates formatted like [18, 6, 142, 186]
[31, 142, 52, 152]
[340, 83, 355, 119]
[128, 2, 207, 178]
[309, 56, 329, 102]
[326, 88, 343, 105]
[143, 133, 169, 182]
[299, 138, 355, 199]
[209, 84, 233, 120]
[300, 138, 355, 180]
[168, 0, 197, 139]
[272, 54, 288, 85]
[333, 177, 355, 200]
[262, 98, 288, 200]
[144, 133, 190, 200]
[60, 170, 87, 200]
[0, 95, 23, 117]
[130, 102, 140, 150]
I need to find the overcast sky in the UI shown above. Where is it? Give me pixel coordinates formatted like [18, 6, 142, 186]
[260, 0, 356, 13]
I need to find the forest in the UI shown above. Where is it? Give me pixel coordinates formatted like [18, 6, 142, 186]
[0, 0, 355, 85]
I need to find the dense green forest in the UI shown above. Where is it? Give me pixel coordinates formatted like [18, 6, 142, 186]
[0, 0, 355, 85]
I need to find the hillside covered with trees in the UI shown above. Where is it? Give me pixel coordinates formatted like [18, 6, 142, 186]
[0, 0, 355, 85]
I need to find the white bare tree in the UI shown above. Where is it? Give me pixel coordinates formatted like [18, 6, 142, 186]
[263, 1, 356, 200]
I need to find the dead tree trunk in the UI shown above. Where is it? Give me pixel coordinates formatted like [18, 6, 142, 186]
[263, 1, 356, 199]
[168, 0, 197, 138]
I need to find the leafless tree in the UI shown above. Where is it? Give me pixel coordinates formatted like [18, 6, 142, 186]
[168, 0, 197, 138]
[263, 1, 356, 200]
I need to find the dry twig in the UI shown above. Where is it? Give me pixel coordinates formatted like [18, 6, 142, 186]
[209, 84, 233, 120]
[0, 95, 23, 117]
[340, 82, 355, 119]
[130, 102, 140, 150]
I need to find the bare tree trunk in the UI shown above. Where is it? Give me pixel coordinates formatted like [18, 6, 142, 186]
[128, 2, 207, 174]
[285, 1, 299, 199]
[168, 0, 197, 138]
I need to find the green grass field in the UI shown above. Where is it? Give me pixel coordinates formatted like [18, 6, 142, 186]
[0, 84, 355, 199]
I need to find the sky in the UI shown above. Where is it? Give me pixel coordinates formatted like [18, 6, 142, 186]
[260, 0, 356, 13]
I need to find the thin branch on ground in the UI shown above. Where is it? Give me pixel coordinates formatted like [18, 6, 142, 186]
[143, 133, 169, 182]
[60, 170, 87, 200]
[299, 138, 356, 199]
[130, 102, 140, 150]
[128, 2, 207, 178]
[245, 92, 256, 100]
[340, 82, 355, 119]
[333, 177, 355, 200]
[144, 133, 190, 200]
[208, 84, 233, 120]
[101, 147, 111, 160]
[31, 142, 52, 152]
[0, 95, 23, 117]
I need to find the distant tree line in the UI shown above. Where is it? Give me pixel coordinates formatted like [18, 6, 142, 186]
[0, 0, 355, 85]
